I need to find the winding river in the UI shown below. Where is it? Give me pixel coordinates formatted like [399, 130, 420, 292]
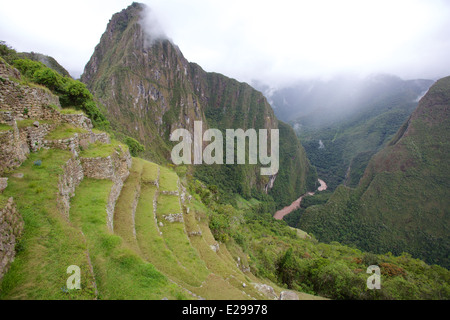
[273, 179, 327, 221]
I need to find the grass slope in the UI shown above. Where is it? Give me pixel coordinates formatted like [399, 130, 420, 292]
[70, 178, 186, 300]
[0, 149, 96, 299]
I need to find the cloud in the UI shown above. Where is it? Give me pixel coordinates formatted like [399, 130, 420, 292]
[139, 4, 169, 47]
[0, 0, 449, 85]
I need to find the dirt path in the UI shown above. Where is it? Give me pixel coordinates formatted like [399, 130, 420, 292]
[273, 179, 328, 221]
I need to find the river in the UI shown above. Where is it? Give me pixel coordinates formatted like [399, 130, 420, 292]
[273, 179, 328, 221]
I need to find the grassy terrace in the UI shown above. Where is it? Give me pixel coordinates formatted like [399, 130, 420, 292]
[135, 183, 205, 288]
[79, 140, 128, 158]
[159, 166, 178, 192]
[0, 147, 315, 300]
[59, 108, 85, 115]
[0, 149, 96, 299]
[70, 178, 186, 300]
[134, 159, 209, 288]
[112, 158, 142, 253]
[44, 123, 87, 140]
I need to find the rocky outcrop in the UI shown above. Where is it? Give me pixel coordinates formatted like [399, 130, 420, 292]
[0, 197, 24, 280]
[210, 243, 220, 253]
[163, 213, 183, 223]
[252, 283, 278, 300]
[279, 291, 299, 300]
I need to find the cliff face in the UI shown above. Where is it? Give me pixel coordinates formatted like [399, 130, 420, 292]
[81, 3, 314, 203]
[299, 76, 450, 268]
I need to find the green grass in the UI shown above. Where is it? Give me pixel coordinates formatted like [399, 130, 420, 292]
[91, 128, 105, 134]
[0, 194, 8, 207]
[16, 119, 53, 129]
[0, 123, 12, 132]
[0, 149, 96, 299]
[159, 166, 178, 192]
[235, 195, 260, 210]
[59, 108, 85, 115]
[156, 194, 181, 217]
[69, 178, 187, 300]
[112, 158, 142, 253]
[45, 124, 87, 140]
[141, 161, 159, 184]
[79, 140, 127, 158]
[155, 193, 210, 285]
[135, 183, 204, 288]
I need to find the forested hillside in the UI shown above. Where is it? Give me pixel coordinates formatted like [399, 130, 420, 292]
[298, 76, 450, 268]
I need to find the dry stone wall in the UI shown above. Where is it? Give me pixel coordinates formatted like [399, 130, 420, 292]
[23, 122, 58, 152]
[0, 60, 21, 80]
[0, 122, 29, 175]
[57, 157, 84, 220]
[0, 197, 24, 280]
[61, 114, 93, 131]
[0, 59, 133, 279]
[53, 144, 131, 228]
[0, 58, 95, 175]
[0, 80, 61, 120]
[0, 111, 14, 124]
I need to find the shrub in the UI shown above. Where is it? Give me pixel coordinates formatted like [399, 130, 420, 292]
[32, 68, 62, 91]
[125, 137, 145, 157]
[12, 57, 110, 130]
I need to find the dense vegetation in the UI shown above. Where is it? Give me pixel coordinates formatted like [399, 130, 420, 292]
[298, 103, 425, 189]
[184, 171, 450, 300]
[298, 77, 450, 269]
[193, 121, 317, 210]
[283, 190, 332, 228]
[258, 74, 434, 190]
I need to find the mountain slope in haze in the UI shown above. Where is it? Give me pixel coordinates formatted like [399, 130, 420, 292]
[255, 75, 434, 190]
[0, 41, 71, 78]
[298, 76, 450, 268]
[80, 2, 316, 207]
[19, 52, 72, 78]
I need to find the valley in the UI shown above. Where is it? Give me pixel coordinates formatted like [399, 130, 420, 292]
[274, 178, 327, 221]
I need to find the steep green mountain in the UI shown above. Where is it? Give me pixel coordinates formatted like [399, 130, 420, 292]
[80, 2, 315, 208]
[298, 76, 450, 268]
[255, 75, 434, 189]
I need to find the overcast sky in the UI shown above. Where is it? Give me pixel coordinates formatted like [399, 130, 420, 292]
[1, 0, 449, 87]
